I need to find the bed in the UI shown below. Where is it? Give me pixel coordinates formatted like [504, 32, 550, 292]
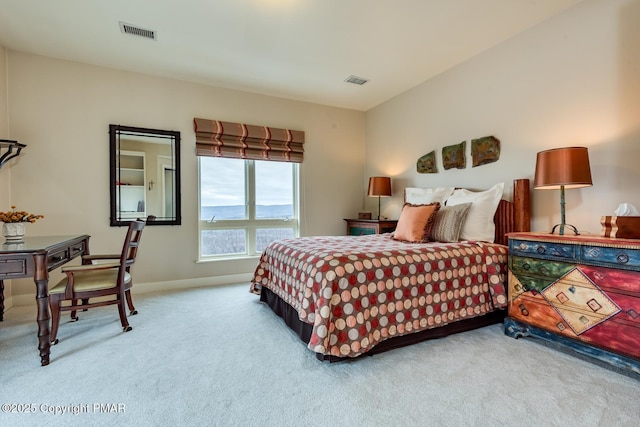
[251, 179, 531, 361]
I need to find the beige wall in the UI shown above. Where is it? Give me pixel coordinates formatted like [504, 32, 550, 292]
[0, 44, 9, 206]
[0, 45, 10, 302]
[366, 0, 640, 233]
[3, 52, 365, 299]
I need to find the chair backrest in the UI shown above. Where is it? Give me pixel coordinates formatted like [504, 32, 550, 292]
[118, 220, 146, 280]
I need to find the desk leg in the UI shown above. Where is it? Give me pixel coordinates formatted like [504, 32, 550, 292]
[0, 279, 4, 321]
[33, 253, 51, 366]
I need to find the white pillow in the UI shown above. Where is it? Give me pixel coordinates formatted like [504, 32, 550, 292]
[445, 182, 504, 242]
[404, 187, 455, 205]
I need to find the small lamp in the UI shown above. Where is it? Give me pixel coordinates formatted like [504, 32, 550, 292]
[534, 147, 592, 235]
[368, 176, 392, 220]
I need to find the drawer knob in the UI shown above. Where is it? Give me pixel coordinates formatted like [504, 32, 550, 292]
[586, 248, 601, 258]
[616, 253, 630, 264]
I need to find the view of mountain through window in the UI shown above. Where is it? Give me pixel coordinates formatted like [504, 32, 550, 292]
[199, 157, 298, 257]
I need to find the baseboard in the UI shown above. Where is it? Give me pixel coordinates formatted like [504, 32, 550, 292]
[7, 273, 253, 307]
[2, 294, 14, 313]
[133, 273, 253, 294]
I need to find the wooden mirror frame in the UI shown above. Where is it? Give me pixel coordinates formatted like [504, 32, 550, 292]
[109, 124, 181, 226]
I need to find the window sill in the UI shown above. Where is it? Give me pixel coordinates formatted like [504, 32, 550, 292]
[196, 255, 261, 264]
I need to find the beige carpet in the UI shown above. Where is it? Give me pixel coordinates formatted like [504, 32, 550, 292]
[1, 283, 639, 427]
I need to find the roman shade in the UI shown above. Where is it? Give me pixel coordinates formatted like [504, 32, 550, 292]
[194, 118, 304, 163]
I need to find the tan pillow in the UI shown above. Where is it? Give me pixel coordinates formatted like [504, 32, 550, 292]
[392, 203, 440, 243]
[430, 203, 472, 243]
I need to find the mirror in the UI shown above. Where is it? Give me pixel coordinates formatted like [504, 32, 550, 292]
[110, 124, 181, 226]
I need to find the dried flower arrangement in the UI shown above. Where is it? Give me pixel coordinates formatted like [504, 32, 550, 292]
[0, 206, 44, 223]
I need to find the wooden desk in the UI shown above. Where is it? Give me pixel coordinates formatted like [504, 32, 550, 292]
[0, 235, 90, 366]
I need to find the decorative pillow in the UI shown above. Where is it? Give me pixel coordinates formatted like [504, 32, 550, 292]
[404, 187, 455, 205]
[445, 182, 505, 242]
[392, 203, 441, 243]
[430, 203, 472, 243]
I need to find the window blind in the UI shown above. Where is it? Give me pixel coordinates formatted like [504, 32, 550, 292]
[194, 118, 304, 163]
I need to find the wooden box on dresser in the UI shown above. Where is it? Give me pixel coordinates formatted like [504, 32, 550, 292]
[504, 232, 640, 377]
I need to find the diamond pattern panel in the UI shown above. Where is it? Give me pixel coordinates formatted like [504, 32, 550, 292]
[542, 268, 620, 335]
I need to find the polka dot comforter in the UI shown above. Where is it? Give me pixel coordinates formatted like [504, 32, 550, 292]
[251, 233, 508, 358]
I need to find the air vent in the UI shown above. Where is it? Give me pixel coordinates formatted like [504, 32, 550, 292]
[119, 22, 157, 40]
[345, 75, 369, 85]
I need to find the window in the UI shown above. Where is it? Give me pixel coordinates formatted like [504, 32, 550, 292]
[199, 157, 299, 259]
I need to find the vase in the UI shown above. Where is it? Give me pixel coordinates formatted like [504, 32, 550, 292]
[2, 222, 26, 242]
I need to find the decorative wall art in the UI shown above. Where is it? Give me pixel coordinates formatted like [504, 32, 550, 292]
[471, 136, 501, 167]
[417, 135, 500, 174]
[416, 151, 437, 173]
[442, 141, 466, 170]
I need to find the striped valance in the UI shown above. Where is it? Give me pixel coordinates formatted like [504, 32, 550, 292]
[194, 118, 305, 163]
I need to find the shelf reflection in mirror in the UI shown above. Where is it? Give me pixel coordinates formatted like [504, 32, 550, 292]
[109, 125, 181, 226]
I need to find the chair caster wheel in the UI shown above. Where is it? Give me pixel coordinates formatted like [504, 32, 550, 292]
[123, 326, 132, 332]
[51, 339, 59, 345]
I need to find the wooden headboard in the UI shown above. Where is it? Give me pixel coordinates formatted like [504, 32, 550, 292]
[494, 179, 531, 245]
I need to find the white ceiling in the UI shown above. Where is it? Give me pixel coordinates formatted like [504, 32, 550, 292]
[0, 0, 583, 111]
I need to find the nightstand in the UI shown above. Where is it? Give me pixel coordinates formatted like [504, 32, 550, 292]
[504, 232, 640, 376]
[344, 219, 398, 236]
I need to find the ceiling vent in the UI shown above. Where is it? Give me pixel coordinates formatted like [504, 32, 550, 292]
[119, 22, 157, 40]
[344, 75, 369, 85]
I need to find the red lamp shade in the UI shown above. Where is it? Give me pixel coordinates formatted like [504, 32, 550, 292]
[367, 176, 392, 197]
[534, 147, 593, 190]
[533, 146, 592, 235]
[368, 176, 391, 220]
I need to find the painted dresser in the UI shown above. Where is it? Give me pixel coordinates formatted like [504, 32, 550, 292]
[504, 232, 640, 376]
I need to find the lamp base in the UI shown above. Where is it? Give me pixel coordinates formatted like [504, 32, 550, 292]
[550, 223, 580, 236]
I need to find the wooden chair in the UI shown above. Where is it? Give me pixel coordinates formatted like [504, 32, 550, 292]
[48, 219, 145, 345]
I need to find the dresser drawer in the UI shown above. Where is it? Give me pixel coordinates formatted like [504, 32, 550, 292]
[0, 257, 29, 278]
[344, 219, 397, 236]
[510, 256, 574, 292]
[509, 239, 577, 262]
[46, 240, 87, 270]
[69, 241, 86, 259]
[47, 248, 70, 270]
[580, 244, 640, 271]
[348, 226, 376, 236]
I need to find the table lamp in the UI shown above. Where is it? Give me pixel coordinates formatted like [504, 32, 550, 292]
[368, 176, 392, 220]
[533, 147, 592, 235]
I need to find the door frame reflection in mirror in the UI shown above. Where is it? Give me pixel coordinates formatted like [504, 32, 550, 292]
[109, 124, 181, 226]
